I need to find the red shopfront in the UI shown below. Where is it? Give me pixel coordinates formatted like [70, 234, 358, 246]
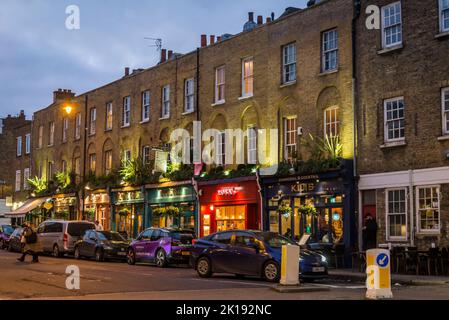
[198, 177, 261, 238]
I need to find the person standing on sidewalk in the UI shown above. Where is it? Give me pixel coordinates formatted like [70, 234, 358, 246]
[362, 215, 378, 251]
[17, 223, 42, 263]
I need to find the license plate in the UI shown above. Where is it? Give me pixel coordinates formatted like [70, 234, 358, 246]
[181, 251, 191, 256]
[312, 267, 325, 273]
[117, 252, 127, 256]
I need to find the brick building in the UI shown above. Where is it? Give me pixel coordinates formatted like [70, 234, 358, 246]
[356, 0, 449, 250]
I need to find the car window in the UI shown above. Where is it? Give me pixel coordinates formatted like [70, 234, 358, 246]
[67, 223, 95, 237]
[83, 230, 92, 241]
[45, 222, 63, 233]
[212, 232, 233, 245]
[258, 232, 297, 249]
[169, 232, 195, 244]
[234, 232, 257, 246]
[140, 229, 153, 240]
[98, 232, 125, 241]
[13, 229, 23, 237]
[37, 224, 45, 234]
[2, 226, 14, 236]
[151, 230, 161, 241]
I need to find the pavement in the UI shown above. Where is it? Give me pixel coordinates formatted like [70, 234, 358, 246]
[1, 250, 449, 300]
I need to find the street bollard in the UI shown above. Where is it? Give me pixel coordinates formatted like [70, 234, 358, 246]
[366, 249, 393, 300]
[280, 244, 300, 286]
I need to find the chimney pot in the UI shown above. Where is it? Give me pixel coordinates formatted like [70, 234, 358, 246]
[201, 34, 207, 47]
[210, 35, 215, 45]
[168, 50, 173, 60]
[257, 15, 263, 25]
[217, 36, 222, 42]
[160, 48, 167, 63]
[125, 67, 130, 76]
[248, 12, 254, 22]
[266, 17, 272, 23]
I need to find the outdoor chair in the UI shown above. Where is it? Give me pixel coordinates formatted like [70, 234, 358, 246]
[425, 247, 441, 276]
[391, 247, 406, 274]
[405, 248, 420, 275]
[441, 247, 449, 276]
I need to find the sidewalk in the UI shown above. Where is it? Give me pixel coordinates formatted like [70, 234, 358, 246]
[329, 269, 449, 286]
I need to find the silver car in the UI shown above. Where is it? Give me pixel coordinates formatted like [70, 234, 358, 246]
[37, 220, 96, 257]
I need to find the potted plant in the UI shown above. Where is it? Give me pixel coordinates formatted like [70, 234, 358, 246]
[278, 203, 293, 219]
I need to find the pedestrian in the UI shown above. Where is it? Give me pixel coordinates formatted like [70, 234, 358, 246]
[17, 222, 42, 263]
[284, 228, 292, 239]
[362, 214, 378, 251]
[95, 220, 104, 231]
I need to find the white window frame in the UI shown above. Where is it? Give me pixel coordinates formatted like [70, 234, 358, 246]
[440, 0, 449, 33]
[322, 29, 338, 72]
[161, 85, 170, 119]
[104, 150, 113, 175]
[142, 91, 150, 122]
[241, 57, 254, 98]
[38, 125, 44, 148]
[215, 66, 226, 104]
[16, 136, 22, 157]
[25, 133, 31, 154]
[15, 170, 21, 192]
[324, 106, 340, 137]
[61, 160, 67, 173]
[23, 168, 30, 190]
[384, 97, 405, 143]
[282, 43, 297, 84]
[184, 79, 195, 113]
[122, 150, 132, 163]
[47, 161, 54, 181]
[142, 146, 151, 165]
[106, 102, 113, 130]
[386, 188, 408, 241]
[89, 108, 97, 135]
[247, 126, 257, 164]
[122, 96, 131, 127]
[48, 122, 55, 146]
[215, 131, 226, 166]
[89, 153, 97, 173]
[442, 88, 449, 135]
[381, 2, 403, 49]
[416, 185, 441, 234]
[284, 117, 297, 162]
[62, 118, 68, 143]
[75, 113, 81, 140]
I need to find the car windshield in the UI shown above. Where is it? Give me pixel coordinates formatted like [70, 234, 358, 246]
[169, 231, 195, 244]
[13, 228, 23, 236]
[2, 226, 14, 236]
[97, 232, 125, 242]
[67, 223, 95, 237]
[256, 232, 298, 249]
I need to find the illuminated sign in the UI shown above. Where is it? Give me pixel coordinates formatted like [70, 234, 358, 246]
[217, 186, 243, 196]
[291, 183, 316, 193]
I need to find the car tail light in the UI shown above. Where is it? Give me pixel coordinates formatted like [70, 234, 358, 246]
[192, 239, 197, 245]
[63, 233, 68, 244]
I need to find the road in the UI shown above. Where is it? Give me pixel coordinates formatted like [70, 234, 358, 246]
[0, 250, 448, 300]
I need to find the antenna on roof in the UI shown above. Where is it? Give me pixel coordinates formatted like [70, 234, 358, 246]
[144, 37, 162, 51]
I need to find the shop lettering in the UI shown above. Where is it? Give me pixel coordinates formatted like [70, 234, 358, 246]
[176, 305, 210, 318]
[291, 183, 316, 193]
[217, 187, 242, 196]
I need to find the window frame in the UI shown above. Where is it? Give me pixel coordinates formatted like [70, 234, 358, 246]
[386, 188, 408, 241]
[23, 168, 30, 190]
[62, 118, 68, 143]
[25, 133, 31, 154]
[38, 125, 44, 149]
[106, 102, 113, 131]
[442, 88, 449, 135]
[184, 79, 195, 113]
[215, 66, 226, 104]
[142, 146, 151, 165]
[15, 170, 21, 192]
[324, 106, 341, 137]
[284, 117, 297, 162]
[440, 0, 449, 33]
[48, 122, 55, 146]
[122, 96, 131, 127]
[215, 131, 226, 166]
[384, 97, 405, 143]
[161, 85, 170, 119]
[104, 150, 113, 175]
[247, 126, 258, 165]
[381, 2, 403, 49]
[241, 57, 254, 98]
[322, 29, 339, 72]
[89, 153, 97, 173]
[282, 43, 297, 84]
[16, 136, 22, 157]
[89, 107, 97, 135]
[142, 91, 151, 122]
[416, 185, 441, 234]
[75, 113, 81, 140]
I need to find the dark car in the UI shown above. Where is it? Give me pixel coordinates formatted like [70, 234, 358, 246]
[190, 230, 328, 283]
[74, 230, 130, 262]
[127, 228, 195, 267]
[0, 225, 15, 249]
[8, 228, 24, 253]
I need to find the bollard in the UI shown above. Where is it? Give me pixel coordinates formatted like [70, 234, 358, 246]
[280, 244, 300, 286]
[366, 249, 393, 300]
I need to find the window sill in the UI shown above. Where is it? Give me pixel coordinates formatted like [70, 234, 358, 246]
[212, 101, 226, 107]
[159, 116, 170, 121]
[121, 125, 131, 129]
[238, 95, 253, 101]
[319, 69, 339, 76]
[47, 144, 54, 148]
[380, 140, 407, 149]
[280, 81, 297, 88]
[416, 232, 441, 237]
[104, 129, 113, 133]
[377, 44, 404, 55]
[140, 119, 150, 124]
[88, 133, 96, 137]
[435, 31, 449, 40]
[182, 111, 195, 116]
[437, 135, 449, 141]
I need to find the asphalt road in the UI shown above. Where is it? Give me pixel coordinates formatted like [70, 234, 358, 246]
[0, 250, 448, 300]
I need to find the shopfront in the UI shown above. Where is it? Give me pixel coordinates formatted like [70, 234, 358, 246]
[198, 177, 261, 238]
[146, 181, 197, 232]
[111, 187, 146, 239]
[84, 190, 111, 230]
[261, 166, 356, 255]
[53, 193, 78, 220]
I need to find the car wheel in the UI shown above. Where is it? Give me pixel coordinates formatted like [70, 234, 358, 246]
[127, 248, 136, 265]
[0, 239, 4, 250]
[95, 249, 104, 262]
[196, 257, 212, 278]
[53, 245, 62, 258]
[155, 249, 168, 268]
[262, 261, 280, 283]
[74, 246, 81, 260]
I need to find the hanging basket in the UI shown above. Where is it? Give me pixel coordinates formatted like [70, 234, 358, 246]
[278, 204, 292, 219]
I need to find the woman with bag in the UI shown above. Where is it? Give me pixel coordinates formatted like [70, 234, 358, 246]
[17, 223, 42, 263]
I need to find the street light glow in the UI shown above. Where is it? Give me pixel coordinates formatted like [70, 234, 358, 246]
[64, 105, 73, 115]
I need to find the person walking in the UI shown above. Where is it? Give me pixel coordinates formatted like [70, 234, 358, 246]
[362, 215, 378, 251]
[95, 220, 104, 231]
[17, 223, 42, 263]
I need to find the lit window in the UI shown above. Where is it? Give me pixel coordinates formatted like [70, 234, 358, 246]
[324, 107, 340, 137]
[322, 29, 338, 72]
[142, 91, 150, 122]
[442, 88, 449, 135]
[242, 58, 254, 97]
[247, 127, 257, 164]
[381, 2, 402, 48]
[122, 150, 131, 163]
[23, 168, 30, 190]
[123, 96, 131, 127]
[417, 186, 441, 233]
[215, 66, 226, 103]
[284, 118, 297, 162]
[106, 102, 113, 130]
[75, 114, 81, 140]
[15, 170, 21, 192]
[215, 131, 226, 166]
[89, 154, 96, 173]
[282, 43, 296, 84]
[73, 157, 81, 176]
[440, 0, 449, 32]
[62, 118, 68, 143]
[104, 150, 113, 175]
[386, 189, 407, 240]
[89, 108, 96, 135]
[384, 97, 405, 142]
[184, 79, 195, 113]
[16, 136, 22, 157]
[162, 85, 170, 119]
[48, 122, 55, 146]
[25, 134, 31, 154]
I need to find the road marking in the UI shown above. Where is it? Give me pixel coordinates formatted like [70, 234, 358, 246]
[189, 278, 273, 287]
[310, 283, 366, 290]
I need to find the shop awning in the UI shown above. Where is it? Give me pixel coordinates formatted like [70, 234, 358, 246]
[3, 197, 49, 218]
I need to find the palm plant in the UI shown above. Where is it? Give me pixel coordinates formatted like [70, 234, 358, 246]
[28, 176, 48, 195]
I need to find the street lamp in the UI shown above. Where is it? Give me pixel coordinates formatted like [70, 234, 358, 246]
[64, 105, 73, 115]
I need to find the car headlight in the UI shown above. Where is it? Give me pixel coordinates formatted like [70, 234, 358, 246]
[321, 255, 327, 263]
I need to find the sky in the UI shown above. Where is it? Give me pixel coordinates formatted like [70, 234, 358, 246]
[0, 0, 307, 119]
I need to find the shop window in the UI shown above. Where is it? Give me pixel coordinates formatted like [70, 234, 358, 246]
[386, 188, 407, 240]
[216, 206, 246, 232]
[416, 186, 440, 233]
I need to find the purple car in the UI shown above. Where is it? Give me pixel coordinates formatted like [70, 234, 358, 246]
[0, 225, 15, 250]
[127, 228, 196, 267]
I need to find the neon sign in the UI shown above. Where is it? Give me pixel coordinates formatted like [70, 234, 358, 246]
[217, 186, 243, 196]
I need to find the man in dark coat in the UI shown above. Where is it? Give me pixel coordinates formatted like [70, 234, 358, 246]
[362, 215, 378, 251]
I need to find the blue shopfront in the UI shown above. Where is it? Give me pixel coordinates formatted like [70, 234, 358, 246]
[146, 181, 198, 233]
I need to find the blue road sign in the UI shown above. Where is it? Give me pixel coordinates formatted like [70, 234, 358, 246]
[376, 253, 389, 268]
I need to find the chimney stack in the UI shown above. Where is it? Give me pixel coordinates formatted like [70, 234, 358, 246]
[168, 50, 173, 60]
[53, 88, 75, 103]
[201, 34, 207, 47]
[257, 15, 263, 25]
[217, 36, 222, 42]
[125, 67, 130, 76]
[266, 17, 272, 23]
[210, 35, 215, 45]
[160, 48, 167, 63]
[248, 12, 254, 22]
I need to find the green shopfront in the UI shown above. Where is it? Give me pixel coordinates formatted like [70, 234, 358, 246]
[146, 181, 197, 233]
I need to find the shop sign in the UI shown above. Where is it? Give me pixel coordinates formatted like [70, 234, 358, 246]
[86, 193, 109, 205]
[116, 191, 143, 204]
[217, 186, 243, 197]
[291, 183, 316, 193]
[55, 197, 76, 207]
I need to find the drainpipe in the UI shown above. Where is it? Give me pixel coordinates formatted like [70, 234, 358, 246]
[409, 169, 415, 247]
[255, 170, 264, 231]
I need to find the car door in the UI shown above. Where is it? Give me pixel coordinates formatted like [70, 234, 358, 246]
[79, 231, 91, 256]
[37, 222, 49, 252]
[147, 229, 162, 261]
[208, 232, 235, 273]
[84, 230, 98, 257]
[231, 232, 267, 276]
[135, 229, 152, 260]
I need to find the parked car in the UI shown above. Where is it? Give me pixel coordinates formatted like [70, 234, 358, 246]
[127, 228, 195, 267]
[37, 220, 96, 257]
[190, 230, 328, 283]
[0, 225, 15, 249]
[74, 230, 130, 262]
[8, 227, 24, 253]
